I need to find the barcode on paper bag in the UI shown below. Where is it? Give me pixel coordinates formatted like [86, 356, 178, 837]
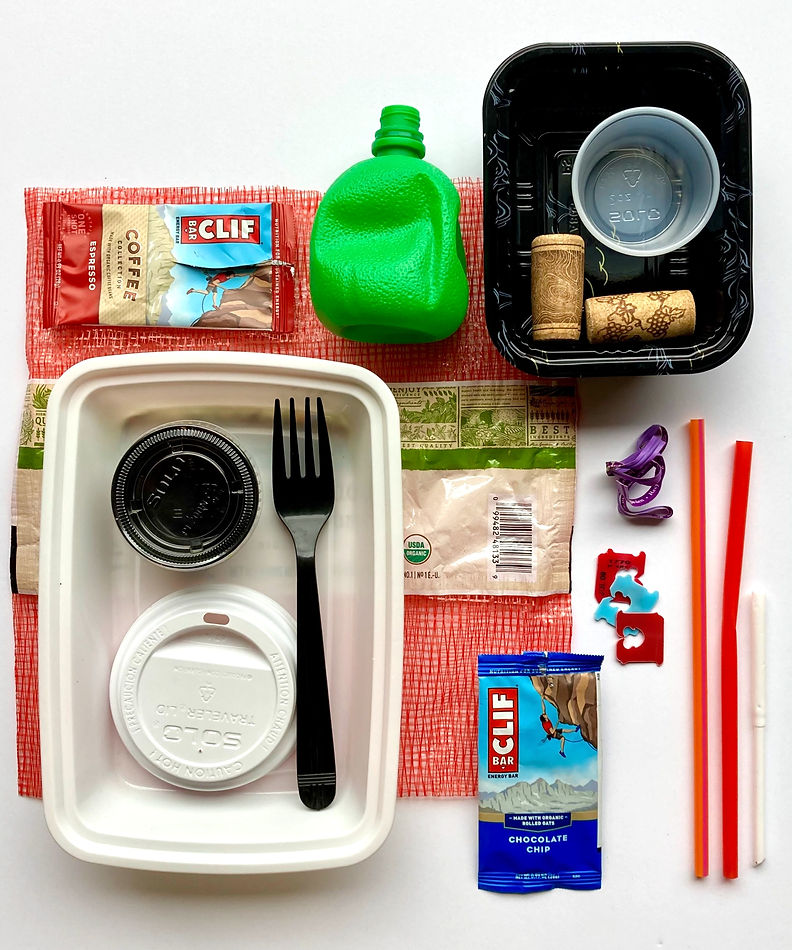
[489, 495, 534, 578]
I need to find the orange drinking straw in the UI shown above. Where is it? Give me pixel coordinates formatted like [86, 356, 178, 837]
[689, 420, 709, 878]
[722, 440, 753, 879]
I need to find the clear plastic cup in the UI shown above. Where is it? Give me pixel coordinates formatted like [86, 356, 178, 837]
[571, 107, 720, 257]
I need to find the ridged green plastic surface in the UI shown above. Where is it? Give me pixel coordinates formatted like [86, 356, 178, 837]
[310, 106, 468, 343]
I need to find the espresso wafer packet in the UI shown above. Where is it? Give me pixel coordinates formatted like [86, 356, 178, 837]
[42, 201, 296, 332]
[478, 651, 603, 892]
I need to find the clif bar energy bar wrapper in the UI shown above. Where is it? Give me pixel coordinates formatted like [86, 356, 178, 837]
[478, 651, 603, 892]
[42, 201, 296, 332]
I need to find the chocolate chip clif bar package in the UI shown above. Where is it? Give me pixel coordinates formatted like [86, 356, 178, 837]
[42, 201, 296, 332]
[478, 652, 603, 892]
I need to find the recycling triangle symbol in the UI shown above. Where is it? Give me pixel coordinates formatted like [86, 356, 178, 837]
[199, 685, 216, 703]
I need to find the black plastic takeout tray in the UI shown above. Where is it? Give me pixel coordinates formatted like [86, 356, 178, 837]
[482, 42, 752, 377]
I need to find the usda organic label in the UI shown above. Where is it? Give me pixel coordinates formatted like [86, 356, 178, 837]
[404, 534, 431, 565]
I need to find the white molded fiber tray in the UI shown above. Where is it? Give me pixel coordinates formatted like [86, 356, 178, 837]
[38, 352, 404, 873]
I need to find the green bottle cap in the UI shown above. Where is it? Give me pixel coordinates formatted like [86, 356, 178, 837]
[371, 105, 425, 158]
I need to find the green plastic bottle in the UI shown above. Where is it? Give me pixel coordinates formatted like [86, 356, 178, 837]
[309, 105, 469, 343]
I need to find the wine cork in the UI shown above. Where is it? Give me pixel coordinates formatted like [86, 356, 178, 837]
[585, 290, 696, 344]
[530, 234, 585, 340]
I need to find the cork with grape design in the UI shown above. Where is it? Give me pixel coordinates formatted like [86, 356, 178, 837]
[585, 289, 695, 344]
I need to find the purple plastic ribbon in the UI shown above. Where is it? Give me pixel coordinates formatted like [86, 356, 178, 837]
[606, 424, 673, 520]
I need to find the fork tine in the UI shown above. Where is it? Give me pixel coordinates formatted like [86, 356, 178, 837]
[304, 397, 316, 479]
[272, 398, 285, 486]
[317, 397, 334, 490]
[289, 397, 300, 479]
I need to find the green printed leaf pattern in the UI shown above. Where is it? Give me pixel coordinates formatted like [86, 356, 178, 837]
[19, 409, 34, 445]
[31, 384, 51, 410]
[461, 408, 525, 447]
[399, 393, 457, 424]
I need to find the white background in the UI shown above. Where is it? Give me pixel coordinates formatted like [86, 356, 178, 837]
[1, 2, 790, 947]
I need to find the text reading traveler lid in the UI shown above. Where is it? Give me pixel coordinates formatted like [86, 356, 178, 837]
[109, 586, 296, 791]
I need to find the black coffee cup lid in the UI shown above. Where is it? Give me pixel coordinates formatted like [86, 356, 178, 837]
[111, 424, 259, 569]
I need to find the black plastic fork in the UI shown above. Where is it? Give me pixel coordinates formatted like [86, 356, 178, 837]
[272, 397, 336, 810]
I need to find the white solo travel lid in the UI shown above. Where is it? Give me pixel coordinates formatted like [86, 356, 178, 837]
[109, 586, 297, 791]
